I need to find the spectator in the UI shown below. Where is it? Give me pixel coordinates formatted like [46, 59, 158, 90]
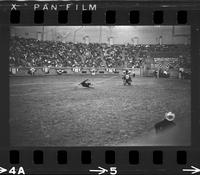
[9, 36, 190, 72]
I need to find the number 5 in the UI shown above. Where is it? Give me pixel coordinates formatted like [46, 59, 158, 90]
[110, 167, 117, 175]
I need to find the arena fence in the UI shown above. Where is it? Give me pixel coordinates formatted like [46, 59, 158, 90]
[9, 66, 182, 78]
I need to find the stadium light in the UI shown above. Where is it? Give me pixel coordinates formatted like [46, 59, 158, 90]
[108, 36, 114, 45]
[37, 32, 42, 41]
[159, 36, 163, 45]
[83, 35, 89, 44]
[132, 37, 139, 45]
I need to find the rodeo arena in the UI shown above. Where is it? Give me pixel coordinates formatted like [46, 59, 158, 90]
[9, 26, 191, 146]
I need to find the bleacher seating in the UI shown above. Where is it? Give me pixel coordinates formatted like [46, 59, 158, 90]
[9, 36, 190, 71]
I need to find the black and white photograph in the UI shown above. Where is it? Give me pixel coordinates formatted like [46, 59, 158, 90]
[9, 26, 191, 146]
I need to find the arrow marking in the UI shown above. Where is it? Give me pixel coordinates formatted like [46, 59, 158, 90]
[0, 167, 7, 174]
[183, 166, 200, 174]
[89, 166, 108, 175]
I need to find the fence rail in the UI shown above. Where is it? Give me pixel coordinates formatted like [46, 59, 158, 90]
[9, 66, 181, 78]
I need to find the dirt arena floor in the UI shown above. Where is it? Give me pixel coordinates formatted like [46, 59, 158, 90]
[9, 75, 191, 146]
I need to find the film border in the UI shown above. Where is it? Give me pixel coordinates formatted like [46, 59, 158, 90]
[0, 1, 200, 175]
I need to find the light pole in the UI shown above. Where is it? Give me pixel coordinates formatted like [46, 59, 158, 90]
[99, 26, 102, 43]
[42, 26, 45, 41]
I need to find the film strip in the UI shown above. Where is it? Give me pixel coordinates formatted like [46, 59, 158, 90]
[0, 0, 200, 175]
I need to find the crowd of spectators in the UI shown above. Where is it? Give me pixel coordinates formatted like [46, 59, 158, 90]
[9, 36, 191, 70]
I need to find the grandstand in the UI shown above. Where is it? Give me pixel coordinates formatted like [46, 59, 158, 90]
[9, 26, 190, 78]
